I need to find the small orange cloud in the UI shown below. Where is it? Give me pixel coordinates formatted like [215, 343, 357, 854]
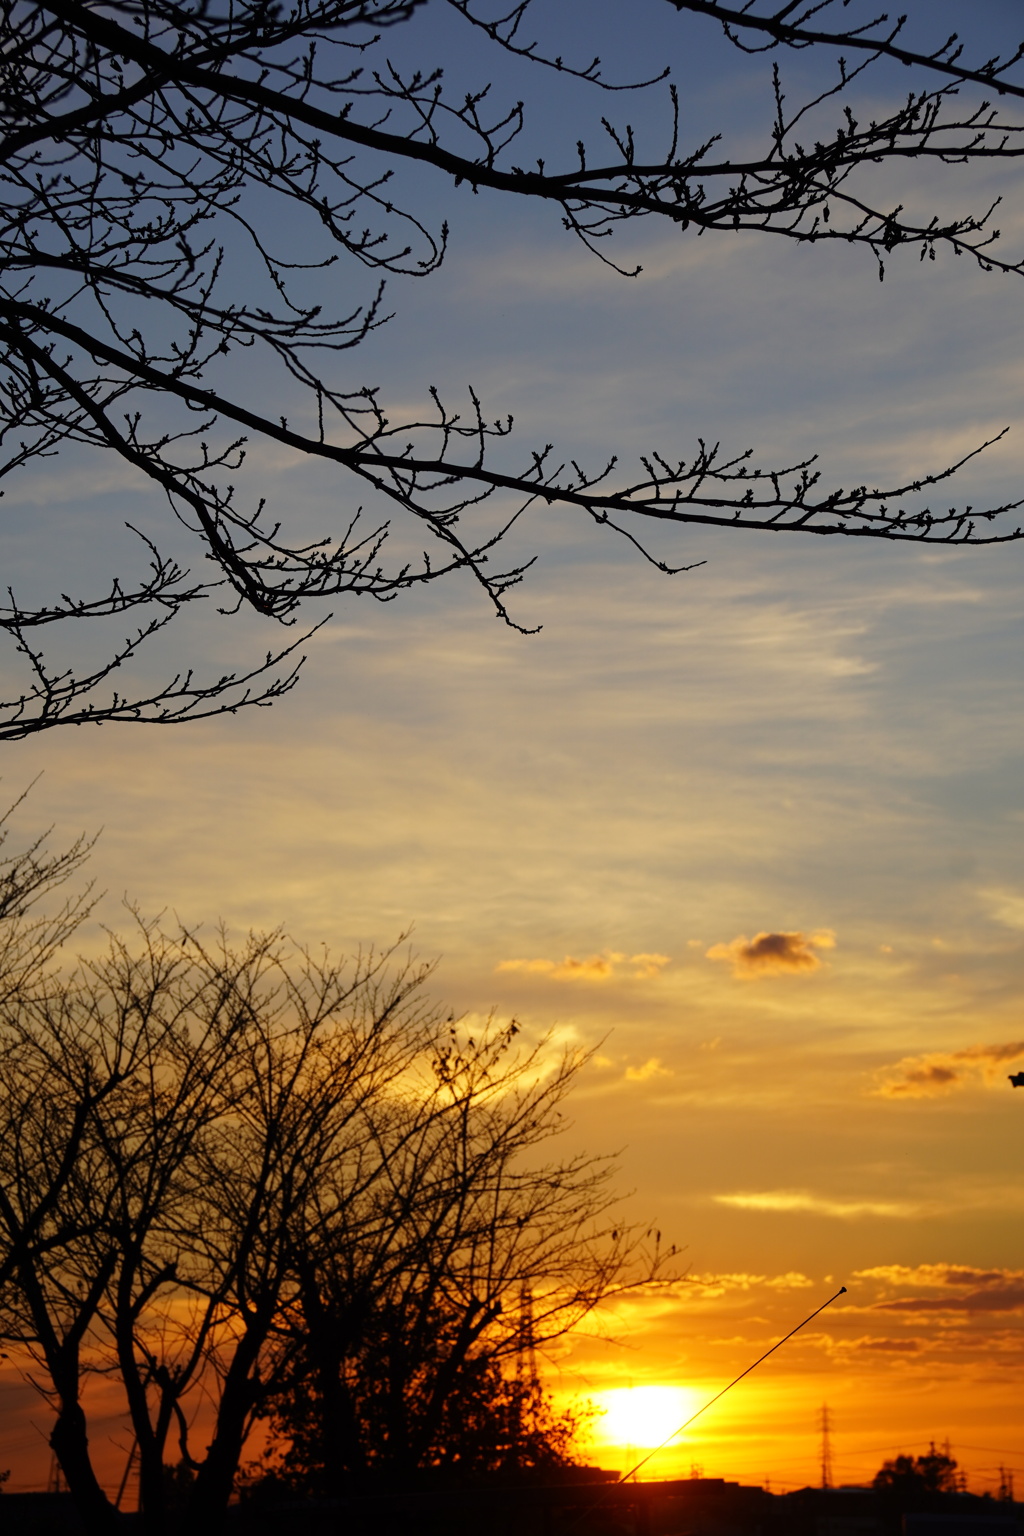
[854, 1337, 923, 1354]
[629, 952, 672, 979]
[495, 953, 619, 981]
[624, 1056, 672, 1083]
[874, 1040, 1024, 1098]
[495, 952, 670, 982]
[705, 929, 835, 978]
[884, 1062, 959, 1097]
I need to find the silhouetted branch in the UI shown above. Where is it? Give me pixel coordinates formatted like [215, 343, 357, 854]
[5, 0, 1024, 726]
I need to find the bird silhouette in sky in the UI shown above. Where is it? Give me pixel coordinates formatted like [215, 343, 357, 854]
[1009, 1072, 1024, 1087]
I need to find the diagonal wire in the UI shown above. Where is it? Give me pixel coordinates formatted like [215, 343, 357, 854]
[616, 1284, 849, 1485]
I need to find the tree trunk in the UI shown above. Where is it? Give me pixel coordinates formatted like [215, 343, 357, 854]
[187, 1319, 266, 1534]
[50, 1400, 118, 1536]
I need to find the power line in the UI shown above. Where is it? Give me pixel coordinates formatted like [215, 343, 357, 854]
[616, 1285, 848, 1486]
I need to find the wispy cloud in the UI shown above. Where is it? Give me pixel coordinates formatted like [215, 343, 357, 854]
[874, 1288, 1024, 1315]
[856, 1263, 1024, 1290]
[495, 951, 671, 982]
[705, 929, 835, 978]
[874, 1041, 1024, 1099]
[714, 1190, 917, 1219]
[980, 888, 1024, 931]
[684, 1271, 815, 1296]
[588, 1053, 674, 1089]
[496, 954, 616, 981]
[630, 952, 674, 978]
[853, 1336, 924, 1354]
[624, 1056, 672, 1082]
[854, 1262, 1024, 1316]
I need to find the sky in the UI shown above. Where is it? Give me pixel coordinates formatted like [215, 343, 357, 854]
[5, 0, 1024, 1502]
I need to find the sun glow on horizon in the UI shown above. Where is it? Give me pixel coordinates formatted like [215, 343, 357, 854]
[592, 1385, 704, 1452]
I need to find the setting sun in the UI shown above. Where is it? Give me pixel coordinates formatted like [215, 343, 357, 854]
[593, 1386, 704, 1451]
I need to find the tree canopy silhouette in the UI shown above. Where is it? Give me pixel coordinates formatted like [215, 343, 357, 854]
[873, 1444, 961, 1500]
[5, 0, 1024, 731]
[0, 816, 671, 1535]
[256, 1312, 589, 1494]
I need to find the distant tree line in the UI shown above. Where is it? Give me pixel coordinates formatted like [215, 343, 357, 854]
[873, 1444, 963, 1500]
[0, 807, 672, 1536]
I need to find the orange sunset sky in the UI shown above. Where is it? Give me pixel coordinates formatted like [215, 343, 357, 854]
[4, 0, 1024, 1505]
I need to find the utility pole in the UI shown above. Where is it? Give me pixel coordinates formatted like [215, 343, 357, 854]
[819, 1404, 834, 1491]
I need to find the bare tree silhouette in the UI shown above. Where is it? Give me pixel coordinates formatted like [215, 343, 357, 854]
[0, 903, 670, 1534]
[5, 0, 1024, 730]
[259, 1018, 669, 1492]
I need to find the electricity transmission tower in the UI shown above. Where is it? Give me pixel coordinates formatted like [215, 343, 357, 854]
[819, 1404, 834, 1490]
[515, 1280, 540, 1391]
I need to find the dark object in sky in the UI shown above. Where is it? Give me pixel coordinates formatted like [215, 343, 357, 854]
[1009, 1072, 1024, 1087]
[7, 1, 1024, 732]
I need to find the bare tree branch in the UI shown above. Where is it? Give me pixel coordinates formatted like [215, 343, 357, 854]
[5, 0, 1024, 727]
